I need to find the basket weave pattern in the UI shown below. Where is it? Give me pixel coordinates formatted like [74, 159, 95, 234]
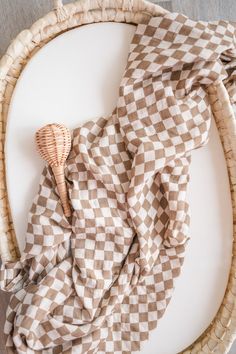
[0, 1, 236, 353]
[35, 123, 72, 217]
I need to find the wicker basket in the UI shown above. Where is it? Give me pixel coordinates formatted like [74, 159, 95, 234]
[0, 0, 236, 353]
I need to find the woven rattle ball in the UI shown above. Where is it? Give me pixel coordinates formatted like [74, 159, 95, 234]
[35, 123, 72, 217]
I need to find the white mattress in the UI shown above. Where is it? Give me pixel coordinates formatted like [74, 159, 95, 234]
[5, 22, 233, 354]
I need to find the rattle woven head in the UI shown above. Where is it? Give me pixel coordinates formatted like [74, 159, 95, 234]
[35, 123, 71, 167]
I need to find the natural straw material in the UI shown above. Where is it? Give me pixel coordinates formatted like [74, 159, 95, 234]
[0, 1, 236, 353]
[35, 123, 72, 217]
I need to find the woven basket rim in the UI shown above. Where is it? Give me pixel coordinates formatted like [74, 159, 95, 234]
[0, 1, 236, 353]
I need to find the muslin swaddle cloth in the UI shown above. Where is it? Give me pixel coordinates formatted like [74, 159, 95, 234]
[1, 12, 236, 354]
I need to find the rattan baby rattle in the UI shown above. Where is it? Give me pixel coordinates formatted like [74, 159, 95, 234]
[35, 123, 72, 217]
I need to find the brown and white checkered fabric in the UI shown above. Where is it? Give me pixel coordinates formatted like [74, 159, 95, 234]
[1, 12, 236, 354]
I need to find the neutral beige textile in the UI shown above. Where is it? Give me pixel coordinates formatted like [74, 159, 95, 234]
[1, 12, 236, 354]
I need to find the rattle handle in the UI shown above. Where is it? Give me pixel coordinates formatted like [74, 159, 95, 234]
[52, 165, 71, 217]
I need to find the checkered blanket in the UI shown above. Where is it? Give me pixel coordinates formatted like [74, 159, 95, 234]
[1, 12, 236, 354]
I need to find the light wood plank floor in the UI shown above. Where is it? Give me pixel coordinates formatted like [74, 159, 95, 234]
[0, 0, 235, 353]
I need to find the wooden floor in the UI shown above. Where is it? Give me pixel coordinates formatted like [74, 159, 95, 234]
[0, 0, 235, 353]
